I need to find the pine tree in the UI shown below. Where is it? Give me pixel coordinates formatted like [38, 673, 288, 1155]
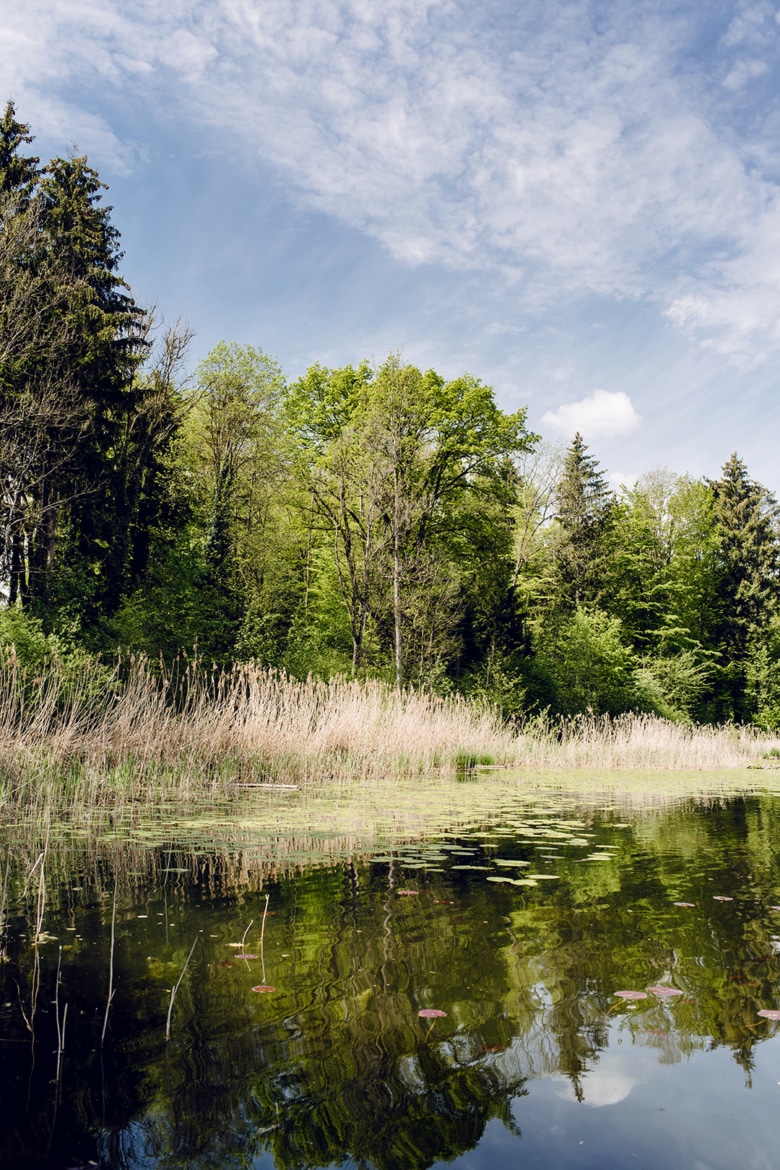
[33, 154, 149, 614]
[553, 433, 614, 607]
[0, 101, 39, 198]
[711, 454, 780, 662]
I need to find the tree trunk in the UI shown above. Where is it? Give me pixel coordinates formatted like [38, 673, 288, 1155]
[392, 469, 403, 689]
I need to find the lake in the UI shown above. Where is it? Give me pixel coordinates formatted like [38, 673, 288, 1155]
[2, 772, 780, 1169]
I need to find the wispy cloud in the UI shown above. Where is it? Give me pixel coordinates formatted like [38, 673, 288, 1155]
[542, 389, 641, 441]
[4, 1, 780, 355]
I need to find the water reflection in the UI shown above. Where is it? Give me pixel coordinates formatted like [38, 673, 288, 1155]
[1, 790, 780, 1169]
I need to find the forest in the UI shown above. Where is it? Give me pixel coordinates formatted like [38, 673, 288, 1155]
[2, 101, 779, 730]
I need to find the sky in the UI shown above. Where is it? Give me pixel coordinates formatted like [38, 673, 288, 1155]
[2, 0, 780, 489]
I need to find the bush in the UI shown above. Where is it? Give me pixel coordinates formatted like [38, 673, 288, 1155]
[535, 607, 640, 716]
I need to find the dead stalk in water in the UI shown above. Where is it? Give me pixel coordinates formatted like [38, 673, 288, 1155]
[101, 887, 117, 1047]
[260, 894, 269, 984]
[54, 946, 67, 1083]
[165, 936, 198, 1042]
[240, 919, 253, 950]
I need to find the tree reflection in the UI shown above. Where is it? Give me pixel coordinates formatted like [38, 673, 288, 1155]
[1, 794, 779, 1169]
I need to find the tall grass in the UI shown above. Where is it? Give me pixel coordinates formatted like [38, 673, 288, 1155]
[0, 653, 511, 808]
[0, 652, 777, 812]
[514, 711, 780, 771]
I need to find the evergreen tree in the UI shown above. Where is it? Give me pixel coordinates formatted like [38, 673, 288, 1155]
[34, 154, 148, 616]
[710, 454, 780, 718]
[553, 433, 614, 608]
[0, 101, 39, 198]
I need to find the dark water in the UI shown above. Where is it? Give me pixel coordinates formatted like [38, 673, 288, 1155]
[2, 789, 780, 1170]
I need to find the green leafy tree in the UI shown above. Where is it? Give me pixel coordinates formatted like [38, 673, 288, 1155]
[183, 342, 295, 661]
[534, 606, 639, 716]
[289, 354, 534, 685]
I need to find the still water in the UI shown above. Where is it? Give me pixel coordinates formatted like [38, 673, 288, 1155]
[2, 778, 780, 1170]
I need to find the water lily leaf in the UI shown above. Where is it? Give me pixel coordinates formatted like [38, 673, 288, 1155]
[397, 890, 418, 896]
[673, 902, 696, 908]
[647, 985, 683, 997]
[418, 1008, 447, 1018]
[450, 865, 492, 870]
[757, 1009, 780, 1020]
[713, 896, 734, 902]
[613, 990, 648, 1000]
[252, 985, 275, 993]
[494, 859, 531, 867]
[524, 873, 560, 880]
[235, 953, 257, 960]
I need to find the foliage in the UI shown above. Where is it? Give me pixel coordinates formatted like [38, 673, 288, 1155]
[2, 105, 780, 731]
[534, 606, 640, 716]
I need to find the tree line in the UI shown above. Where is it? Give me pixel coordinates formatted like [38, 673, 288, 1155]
[2, 102, 779, 726]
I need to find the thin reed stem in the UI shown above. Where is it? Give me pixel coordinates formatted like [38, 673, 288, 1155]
[101, 887, 117, 1047]
[165, 936, 198, 1042]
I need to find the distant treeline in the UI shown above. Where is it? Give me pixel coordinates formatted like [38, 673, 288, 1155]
[1, 102, 779, 727]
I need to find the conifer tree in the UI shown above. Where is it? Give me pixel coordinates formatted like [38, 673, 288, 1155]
[0, 100, 39, 198]
[553, 433, 614, 608]
[33, 154, 148, 613]
[711, 455, 780, 712]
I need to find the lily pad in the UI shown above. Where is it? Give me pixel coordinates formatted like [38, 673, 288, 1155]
[713, 896, 733, 902]
[613, 990, 648, 1000]
[647, 985, 683, 997]
[397, 890, 419, 896]
[757, 1009, 780, 1020]
[673, 902, 696, 908]
[252, 985, 275, 993]
[235, 953, 257, 960]
[418, 1008, 447, 1018]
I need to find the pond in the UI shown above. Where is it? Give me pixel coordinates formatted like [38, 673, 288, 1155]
[2, 773, 780, 1170]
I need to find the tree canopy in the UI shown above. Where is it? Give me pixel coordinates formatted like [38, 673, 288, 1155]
[3, 104, 780, 726]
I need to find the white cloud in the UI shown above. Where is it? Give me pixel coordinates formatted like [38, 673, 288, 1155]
[5, 2, 780, 355]
[608, 469, 639, 496]
[541, 389, 641, 440]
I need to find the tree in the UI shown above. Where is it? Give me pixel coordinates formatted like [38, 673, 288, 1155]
[710, 454, 780, 719]
[290, 355, 535, 686]
[6, 150, 149, 618]
[552, 433, 614, 609]
[364, 355, 534, 686]
[104, 315, 194, 607]
[286, 362, 380, 674]
[0, 109, 90, 608]
[184, 342, 292, 660]
[534, 606, 639, 716]
[0, 100, 38, 199]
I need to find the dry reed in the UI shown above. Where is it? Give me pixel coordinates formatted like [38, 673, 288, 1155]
[514, 710, 780, 771]
[0, 652, 777, 812]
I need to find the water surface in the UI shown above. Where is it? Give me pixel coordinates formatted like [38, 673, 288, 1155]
[2, 774, 780, 1169]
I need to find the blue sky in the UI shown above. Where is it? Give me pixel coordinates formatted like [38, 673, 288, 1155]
[2, 0, 780, 489]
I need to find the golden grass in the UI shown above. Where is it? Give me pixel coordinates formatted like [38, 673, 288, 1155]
[0, 652, 778, 813]
[513, 711, 780, 771]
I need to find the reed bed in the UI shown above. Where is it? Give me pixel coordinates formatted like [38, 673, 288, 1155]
[0, 652, 777, 813]
[514, 711, 780, 771]
[0, 654, 512, 809]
